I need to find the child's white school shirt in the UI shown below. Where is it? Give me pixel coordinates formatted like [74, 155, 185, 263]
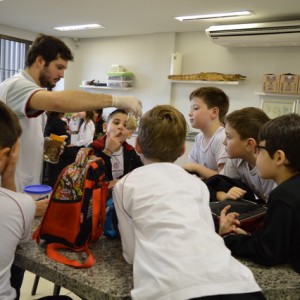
[113, 162, 261, 300]
[188, 126, 228, 171]
[0, 188, 35, 299]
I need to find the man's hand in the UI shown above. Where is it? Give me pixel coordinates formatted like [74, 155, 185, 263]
[112, 96, 142, 117]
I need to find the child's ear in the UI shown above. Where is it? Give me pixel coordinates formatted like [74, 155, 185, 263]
[102, 123, 108, 133]
[246, 138, 256, 152]
[0, 147, 11, 171]
[275, 150, 287, 166]
[135, 137, 142, 154]
[211, 107, 219, 119]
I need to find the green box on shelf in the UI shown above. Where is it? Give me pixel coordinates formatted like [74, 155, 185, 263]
[107, 72, 134, 81]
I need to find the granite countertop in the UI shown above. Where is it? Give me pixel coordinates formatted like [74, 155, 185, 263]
[14, 219, 300, 300]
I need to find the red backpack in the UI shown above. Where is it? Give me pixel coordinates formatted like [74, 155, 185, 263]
[33, 147, 108, 268]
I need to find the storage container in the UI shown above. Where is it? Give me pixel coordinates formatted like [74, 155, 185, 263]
[107, 72, 134, 81]
[262, 74, 280, 93]
[107, 80, 133, 88]
[279, 73, 299, 93]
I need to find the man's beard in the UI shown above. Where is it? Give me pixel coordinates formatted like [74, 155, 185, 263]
[39, 67, 56, 89]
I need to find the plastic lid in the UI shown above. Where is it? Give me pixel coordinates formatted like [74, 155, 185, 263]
[23, 185, 52, 194]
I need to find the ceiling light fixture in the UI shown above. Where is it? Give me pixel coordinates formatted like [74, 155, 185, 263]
[54, 24, 104, 31]
[175, 10, 252, 21]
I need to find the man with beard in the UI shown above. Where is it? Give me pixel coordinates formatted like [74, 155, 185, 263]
[0, 34, 142, 299]
[0, 34, 142, 194]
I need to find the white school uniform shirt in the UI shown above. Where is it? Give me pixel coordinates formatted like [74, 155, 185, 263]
[0, 188, 35, 300]
[0, 70, 44, 192]
[188, 126, 228, 170]
[113, 163, 261, 300]
[111, 147, 124, 179]
[221, 158, 276, 202]
[74, 120, 95, 147]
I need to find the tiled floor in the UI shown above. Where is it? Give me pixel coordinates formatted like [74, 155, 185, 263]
[20, 271, 81, 299]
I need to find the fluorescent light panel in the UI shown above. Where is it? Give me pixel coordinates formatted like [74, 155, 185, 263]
[54, 24, 104, 31]
[175, 10, 252, 21]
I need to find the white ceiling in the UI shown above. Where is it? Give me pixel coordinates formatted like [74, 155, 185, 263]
[1, 0, 300, 39]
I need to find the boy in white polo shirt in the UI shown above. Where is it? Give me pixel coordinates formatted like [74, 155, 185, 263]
[184, 87, 229, 179]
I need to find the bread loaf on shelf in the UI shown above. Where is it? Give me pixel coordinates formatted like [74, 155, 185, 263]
[168, 72, 246, 81]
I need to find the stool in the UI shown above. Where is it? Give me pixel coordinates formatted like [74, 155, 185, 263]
[31, 275, 61, 296]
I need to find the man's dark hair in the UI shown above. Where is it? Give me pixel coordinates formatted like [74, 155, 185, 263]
[26, 34, 74, 67]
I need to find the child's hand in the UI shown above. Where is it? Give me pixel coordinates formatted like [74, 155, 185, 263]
[105, 132, 124, 153]
[35, 198, 50, 217]
[219, 205, 240, 236]
[218, 187, 247, 201]
[108, 179, 119, 189]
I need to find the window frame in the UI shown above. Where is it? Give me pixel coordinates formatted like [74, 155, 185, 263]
[0, 34, 32, 82]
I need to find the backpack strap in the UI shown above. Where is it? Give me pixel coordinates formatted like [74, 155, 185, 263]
[88, 161, 109, 241]
[46, 243, 95, 268]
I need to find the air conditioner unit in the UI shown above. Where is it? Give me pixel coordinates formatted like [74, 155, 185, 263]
[206, 20, 300, 47]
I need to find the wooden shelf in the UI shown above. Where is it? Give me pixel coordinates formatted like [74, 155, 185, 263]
[79, 85, 133, 91]
[255, 92, 300, 98]
[169, 80, 241, 85]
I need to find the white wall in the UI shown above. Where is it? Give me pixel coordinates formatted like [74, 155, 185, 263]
[172, 32, 300, 117]
[66, 31, 300, 122]
[0, 25, 36, 41]
[65, 33, 175, 116]
[2, 25, 300, 121]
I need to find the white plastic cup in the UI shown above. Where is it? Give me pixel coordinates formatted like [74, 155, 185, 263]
[23, 184, 52, 201]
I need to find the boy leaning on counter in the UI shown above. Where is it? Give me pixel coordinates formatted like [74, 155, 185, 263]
[0, 101, 71, 300]
[220, 113, 300, 273]
[218, 107, 276, 203]
[113, 104, 265, 300]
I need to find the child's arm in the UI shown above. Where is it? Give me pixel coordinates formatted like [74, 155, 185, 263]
[183, 162, 218, 179]
[216, 187, 247, 201]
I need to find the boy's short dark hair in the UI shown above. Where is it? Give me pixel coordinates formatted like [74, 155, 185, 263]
[225, 107, 270, 142]
[107, 109, 127, 122]
[26, 34, 74, 67]
[259, 113, 300, 172]
[0, 101, 22, 149]
[189, 87, 229, 122]
[138, 105, 187, 162]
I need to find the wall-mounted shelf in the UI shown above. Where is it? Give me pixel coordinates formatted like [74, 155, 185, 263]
[255, 91, 300, 98]
[169, 80, 240, 85]
[79, 85, 133, 91]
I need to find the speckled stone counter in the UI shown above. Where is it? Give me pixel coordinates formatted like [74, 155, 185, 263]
[14, 220, 300, 300]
